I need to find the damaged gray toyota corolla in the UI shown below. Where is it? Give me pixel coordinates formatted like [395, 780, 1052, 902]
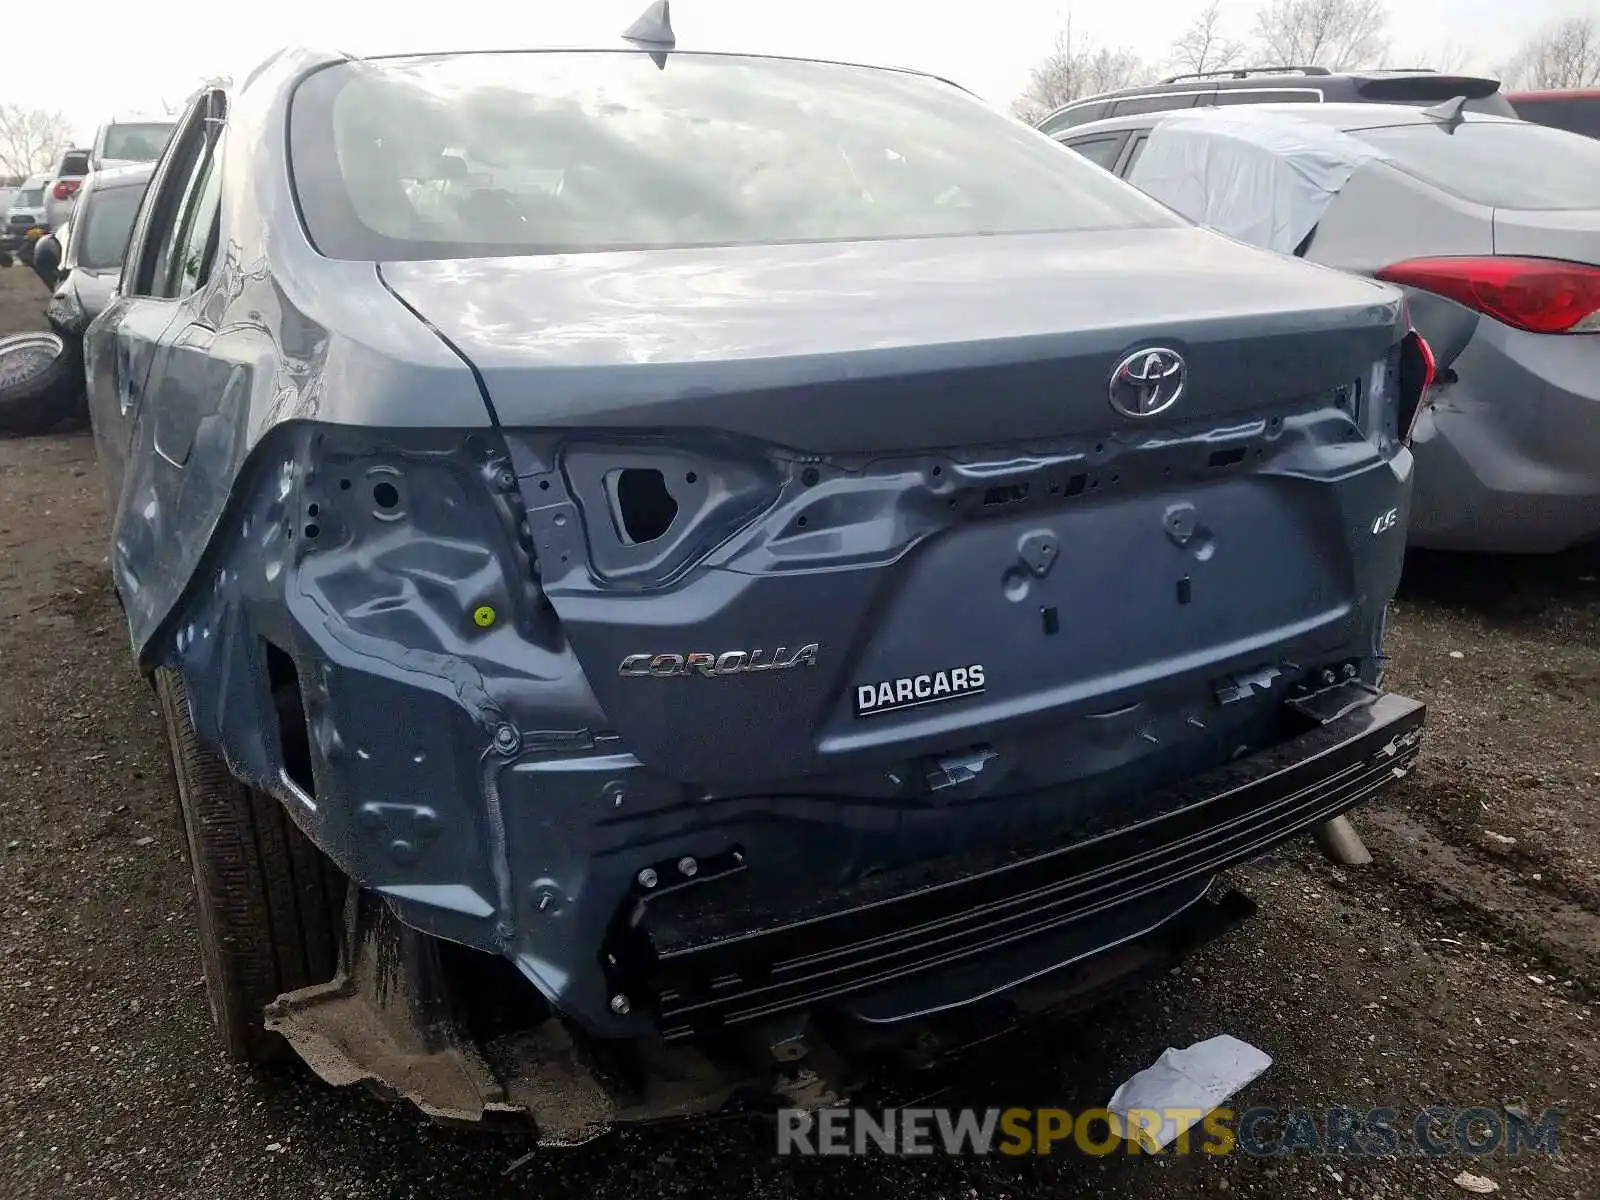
[84, 26, 1430, 1143]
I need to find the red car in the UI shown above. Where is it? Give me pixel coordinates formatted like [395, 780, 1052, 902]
[1506, 88, 1600, 138]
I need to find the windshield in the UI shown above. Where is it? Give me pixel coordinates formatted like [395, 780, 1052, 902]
[1354, 119, 1600, 209]
[13, 188, 44, 208]
[77, 183, 144, 271]
[290, 51, 1181, 260]
[102, 122, 175, 162]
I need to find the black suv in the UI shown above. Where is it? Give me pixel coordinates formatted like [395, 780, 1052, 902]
[1035, 65, 1517, 135]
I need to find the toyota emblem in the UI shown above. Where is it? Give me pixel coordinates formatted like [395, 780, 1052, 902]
[1109, 347, 1186, 418]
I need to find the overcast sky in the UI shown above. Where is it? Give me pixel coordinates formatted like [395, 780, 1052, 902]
[16, 0, 1594, 142]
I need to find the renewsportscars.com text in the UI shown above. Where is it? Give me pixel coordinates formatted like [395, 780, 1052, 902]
[775, 1105, 1562, 1158]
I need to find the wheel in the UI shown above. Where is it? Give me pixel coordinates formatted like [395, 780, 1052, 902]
[0, 331, 79, 436]
[154, 667, 347, 1061]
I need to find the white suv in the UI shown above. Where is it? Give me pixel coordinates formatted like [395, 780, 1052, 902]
[89, 116, 178, 171]
[2, 172, 51, 252]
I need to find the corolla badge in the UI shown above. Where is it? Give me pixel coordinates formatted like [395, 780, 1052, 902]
[619, 645, 819, 678]
[1109, 347, 1186, 418]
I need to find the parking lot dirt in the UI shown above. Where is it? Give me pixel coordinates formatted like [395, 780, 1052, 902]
[1, 263, 1596, 1198]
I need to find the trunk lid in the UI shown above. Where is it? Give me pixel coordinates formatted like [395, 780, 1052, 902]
[1493, 208, 1600, 265]
[384, 228, 1411, 788]
[379, 227, 1400, 453]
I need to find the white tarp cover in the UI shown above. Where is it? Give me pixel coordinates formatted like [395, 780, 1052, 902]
[1126, 107, 1385, 256]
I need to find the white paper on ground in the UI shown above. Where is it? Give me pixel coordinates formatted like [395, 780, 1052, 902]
[1105, 1034, 1273, 1150]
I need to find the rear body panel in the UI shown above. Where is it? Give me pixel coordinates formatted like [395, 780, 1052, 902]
[155, 226, 1418, 1038]
[87, 47, 1425, 1123]
[1408, 315, 1600, 552]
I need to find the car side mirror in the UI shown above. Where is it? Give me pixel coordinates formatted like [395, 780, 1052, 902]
[30, 234, 61, 288]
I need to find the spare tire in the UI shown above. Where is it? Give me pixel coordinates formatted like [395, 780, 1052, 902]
[0, 331, 79, 436]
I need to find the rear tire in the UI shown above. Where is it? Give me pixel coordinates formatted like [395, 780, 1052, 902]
[0, 331, 77, 437]
[154, 667, 346, 1062]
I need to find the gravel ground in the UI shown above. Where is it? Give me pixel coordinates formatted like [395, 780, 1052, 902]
[1, 266, 1597, 1198]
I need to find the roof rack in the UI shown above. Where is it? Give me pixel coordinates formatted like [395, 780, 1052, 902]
[1160, 65, 1334, 84]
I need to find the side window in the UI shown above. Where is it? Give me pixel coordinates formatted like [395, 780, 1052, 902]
[147, 150, 208, 299]
[1040, 102, 1110, 134]
[1213, 89, 1320, 107]
[123, 91, 226, 300]
[172, 129, 226, 297]
[1037, 109, 1077, 135]
[1121, 134, 1150, 176]
[1062, 134, 1127, 171]
[1110, 94, 1197, 117]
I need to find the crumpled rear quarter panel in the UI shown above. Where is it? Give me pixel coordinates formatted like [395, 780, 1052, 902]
[99, 47, 492, 659]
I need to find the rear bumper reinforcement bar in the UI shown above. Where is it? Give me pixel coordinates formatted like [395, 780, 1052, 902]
[609, 689, 1425, 1039]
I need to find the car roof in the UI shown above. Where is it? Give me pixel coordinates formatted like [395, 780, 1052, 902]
[1056, 102, 1523, 140]
[1035, 68, 1502, 123]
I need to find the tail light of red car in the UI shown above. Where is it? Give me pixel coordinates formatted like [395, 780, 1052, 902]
[1375, 256, 1600, 335]
[50, 179, 81, 202]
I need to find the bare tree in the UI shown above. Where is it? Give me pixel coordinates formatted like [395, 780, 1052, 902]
[1499, 16, 1600, 90]
[1428, 38, 1476, 74]
[1251, 0, 1391, 71]
[1172, 1, 1247, 77]
[0, 105, 73, 176]
[1383, 37, 1473, 74]
[1012, 15, 1152, 122]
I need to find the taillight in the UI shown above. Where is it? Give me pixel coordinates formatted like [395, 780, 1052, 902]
[1375, 256, 1600, 335]
[1396, 330, 1436, 445]
[50, 179, 80, 201]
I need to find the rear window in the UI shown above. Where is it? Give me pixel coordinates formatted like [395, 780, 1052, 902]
[102, 123, 176, 162]
[1513, 96, 1600, 139]
[291, 51, 1181, 261]
[77, 184, 145, 271]
[1354, 120, 1600, 209]
[14, 188, 43, 207]
[59, 151, 90, 177]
